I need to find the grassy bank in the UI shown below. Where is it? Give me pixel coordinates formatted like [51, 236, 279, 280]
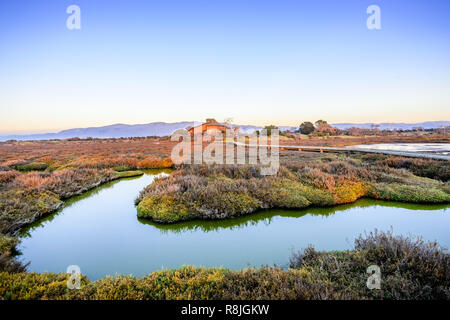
[1, 231, 448, 300]
[0, 167, 148, 271]
[0, 168, 146, 236]
[136, 153, 450, 223]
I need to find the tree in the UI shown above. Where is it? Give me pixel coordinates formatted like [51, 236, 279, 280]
[299, 122, 315, 135]
[315, 119, 328, 128]
[263, 125, 278, 136]
[315, 120, 337, 135]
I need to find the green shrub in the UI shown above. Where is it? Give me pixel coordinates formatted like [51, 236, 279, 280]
[261, 179, 310, 208]
[368, 183, 450, 203]
[113, 170, 143, 178]
[15, 162, 48, 172]
[0, 235, 18, 254]
[0, 190, 62, 234]
[137, 195, 192, 222]
[113, 165, 132, 172]
[295, 184, 334, 206]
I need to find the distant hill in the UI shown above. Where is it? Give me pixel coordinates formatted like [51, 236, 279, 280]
[0, 122, 193, 141]
[331, 121, 450, 130]
[233, 125, 297, 134]
[0, 122, 297, 141]
[0, 121, 448, 141]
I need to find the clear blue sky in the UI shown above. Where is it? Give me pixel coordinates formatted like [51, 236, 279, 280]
[1, 0, 449, 134]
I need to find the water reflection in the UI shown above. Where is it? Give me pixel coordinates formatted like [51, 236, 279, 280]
[19, 169, 171, 238]
[139, 199, 449, 234]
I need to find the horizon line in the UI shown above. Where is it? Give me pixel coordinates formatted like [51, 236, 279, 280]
[1, 119, 449, 137]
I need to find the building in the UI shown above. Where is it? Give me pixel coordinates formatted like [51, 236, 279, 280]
[187, 118, 231, 135]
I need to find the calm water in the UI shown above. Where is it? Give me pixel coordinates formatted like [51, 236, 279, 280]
[349, 143, 450, 155]
[18, 170, 450, 281]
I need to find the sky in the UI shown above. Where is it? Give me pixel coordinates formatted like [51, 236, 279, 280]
[1, 0, 450, 134]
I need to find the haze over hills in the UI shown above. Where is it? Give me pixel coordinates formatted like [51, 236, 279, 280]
[331, 121, 450, 130]
[0, 121, 448, 142]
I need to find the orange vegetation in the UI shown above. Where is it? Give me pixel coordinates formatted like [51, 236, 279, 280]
[0, 137, 175, 171]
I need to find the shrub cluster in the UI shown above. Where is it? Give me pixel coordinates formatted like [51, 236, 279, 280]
[0, 234, 26, 274]
[290, 230, 449, 299]
[379, 157, 449, 181]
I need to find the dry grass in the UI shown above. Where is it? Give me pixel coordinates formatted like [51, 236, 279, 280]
[0, 137, 175, 171]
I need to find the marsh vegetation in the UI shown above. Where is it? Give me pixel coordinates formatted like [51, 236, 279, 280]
[136, 152, 449, 223]
[0, 138, 449, 300]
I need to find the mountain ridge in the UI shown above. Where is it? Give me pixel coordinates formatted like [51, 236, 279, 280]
[1, 121, 448, 141]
